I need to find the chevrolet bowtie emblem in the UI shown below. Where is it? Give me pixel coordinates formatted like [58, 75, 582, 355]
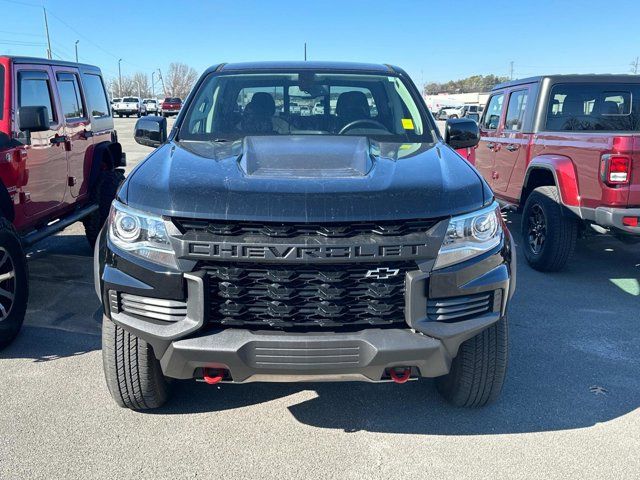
[365, 267, 400, 280]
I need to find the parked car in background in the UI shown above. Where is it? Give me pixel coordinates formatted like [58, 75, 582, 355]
[111, 97, 121, 115]
[461, 104, 484, 118]
[143, 98, 158, 115]
[436, 105, 463, 120]
[0, 55, 125, 348]
[161, 97, 182, 117]
[475, 74, 640, 271]
[114, 96, 145, 117]
[97, 61, 515, 411]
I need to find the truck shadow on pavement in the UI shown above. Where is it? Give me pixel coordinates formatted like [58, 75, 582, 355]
[153, 215, 640, 435]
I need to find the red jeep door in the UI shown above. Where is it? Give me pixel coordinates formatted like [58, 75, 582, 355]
[476, 92, 505, 189]
[14, 66, 68, 217]
[53, 67, 90, 198]
[492, 88, 530, 194]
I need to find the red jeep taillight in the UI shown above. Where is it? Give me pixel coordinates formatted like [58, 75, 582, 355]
[601, 154, 631, 185]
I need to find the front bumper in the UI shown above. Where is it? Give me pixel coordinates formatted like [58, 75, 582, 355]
[96, 226, 515, 383]
[594, 206, 640, 235]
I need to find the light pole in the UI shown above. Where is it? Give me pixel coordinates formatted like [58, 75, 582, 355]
[151, 71, 155, 98]
[118, 59, 123, 97]
[74, 40, 79, 62]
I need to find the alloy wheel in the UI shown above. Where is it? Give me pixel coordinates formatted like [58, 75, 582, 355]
[527, 204, 546, 254]
[0, 247, 16, 321]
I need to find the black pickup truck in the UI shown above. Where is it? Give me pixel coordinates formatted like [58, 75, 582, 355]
[95, 61, 516, 410]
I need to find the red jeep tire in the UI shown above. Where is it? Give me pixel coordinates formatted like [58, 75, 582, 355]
[83, 169, 126, 249]
[521, 186, 578, 271]
[0, 218, 28, 350]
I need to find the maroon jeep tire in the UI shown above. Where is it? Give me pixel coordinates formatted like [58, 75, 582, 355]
[0, 218, 28, 350]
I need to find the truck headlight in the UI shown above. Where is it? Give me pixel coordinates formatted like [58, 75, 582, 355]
[108, 200, 177, 268]
[434, 202, 503, 269]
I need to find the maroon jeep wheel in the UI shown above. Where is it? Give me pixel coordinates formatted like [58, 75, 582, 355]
[521, 186, 578, 272]
[0, 218, 28, 350]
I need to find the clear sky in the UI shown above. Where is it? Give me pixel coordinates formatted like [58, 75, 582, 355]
[1, 0, 639, 90]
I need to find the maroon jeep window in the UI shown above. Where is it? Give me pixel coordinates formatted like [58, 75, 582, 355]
[545, 83, 640, 131]
[18, 70, 56, 124]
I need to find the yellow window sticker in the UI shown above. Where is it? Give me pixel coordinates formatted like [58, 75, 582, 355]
[402, 118, 414, 130]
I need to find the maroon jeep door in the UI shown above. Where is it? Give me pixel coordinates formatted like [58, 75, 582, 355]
[53, 67, 90, 198]
[492, 88, 530, 195]
[476, 92, 505, 189]
[14, 65, 68, 217]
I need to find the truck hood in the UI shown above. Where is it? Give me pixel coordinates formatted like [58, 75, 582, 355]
[123, 135, 490, 222]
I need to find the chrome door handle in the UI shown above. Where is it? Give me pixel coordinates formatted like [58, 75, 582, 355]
[486, 142, 495, 150]
[505, 144, 519, 152]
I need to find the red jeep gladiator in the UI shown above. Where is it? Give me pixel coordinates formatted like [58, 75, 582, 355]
[475, 75, 639, 271]
[0, 56, 124, 348]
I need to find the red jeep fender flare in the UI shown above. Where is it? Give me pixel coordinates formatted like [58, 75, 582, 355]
[524, 155, 580, 207]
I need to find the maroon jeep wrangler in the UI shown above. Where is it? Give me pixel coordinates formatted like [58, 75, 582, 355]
[0, 56, 124, 348]
[475, 75, 640, 271]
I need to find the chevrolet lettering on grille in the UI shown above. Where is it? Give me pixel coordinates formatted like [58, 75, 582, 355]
[185, 242, 432, 262]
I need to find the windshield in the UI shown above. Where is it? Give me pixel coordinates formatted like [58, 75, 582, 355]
[178, 71, 434, 143]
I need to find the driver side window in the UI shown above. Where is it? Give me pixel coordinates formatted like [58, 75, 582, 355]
[481, 93, 504, 130]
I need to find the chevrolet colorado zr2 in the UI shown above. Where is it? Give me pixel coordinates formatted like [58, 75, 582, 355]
[95, 61, 516, 410]
[475, 75, 640, 271]
[0, 56, 124, 349]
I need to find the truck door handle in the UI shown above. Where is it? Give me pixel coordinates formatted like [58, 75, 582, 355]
[505, 144, 519, 152]
[486, 142, 495, 150]
[81, 129, 94, 139]
[50, 134, 68, 145]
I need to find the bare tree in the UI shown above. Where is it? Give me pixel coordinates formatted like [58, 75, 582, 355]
[131, 72, 153, 98]
[165, 62, 198, 99]
[107, 73, 152, 98]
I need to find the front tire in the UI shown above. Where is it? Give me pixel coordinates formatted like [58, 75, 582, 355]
[521, 186, 578, 271]
[102, 316, 170, 410]
[83, 169, 126, 248]
[0, 218, 28, 350]
[436, 316, 508, 407]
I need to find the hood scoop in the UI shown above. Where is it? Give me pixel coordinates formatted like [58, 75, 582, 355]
[239, 135, 374, 178]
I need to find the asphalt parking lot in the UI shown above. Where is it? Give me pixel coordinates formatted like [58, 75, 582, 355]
[0, 118, 638, 479]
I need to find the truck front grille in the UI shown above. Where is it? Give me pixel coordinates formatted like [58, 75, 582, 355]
[174, 218, 439, 239]
[202, 262, 414, 330]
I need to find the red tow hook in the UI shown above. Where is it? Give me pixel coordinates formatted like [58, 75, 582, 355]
[389, 367, 412, 384]
[203, 368, 225, 385]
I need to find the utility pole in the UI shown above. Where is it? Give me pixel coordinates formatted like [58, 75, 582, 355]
[43, 7, 52, 60]
[304, 42, 307, 61]
[74, 40, 79, 63]
[118, 59, 123, 97]
[509, 61, 514, 80]
[157, 68, 166, 97]
[631, 57, 639, 74]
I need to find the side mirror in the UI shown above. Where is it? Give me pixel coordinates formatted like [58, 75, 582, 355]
[134, 116, 167, 148]
[18, 106, 49, 132]
[445, 118, 480, 149]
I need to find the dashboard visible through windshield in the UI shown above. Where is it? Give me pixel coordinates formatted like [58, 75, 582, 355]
[178, 71, 435, 143]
